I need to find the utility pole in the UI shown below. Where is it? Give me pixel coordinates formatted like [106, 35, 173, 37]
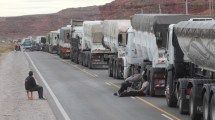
[159, 4, 162, 14]
[185, 0, 188, 15]
[212, 0, 214, 15]
[209, 0, 211, 15]
[209, 0, 213, 15]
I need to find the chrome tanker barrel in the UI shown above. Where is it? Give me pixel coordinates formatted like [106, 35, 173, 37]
[174, 21, 215, 72]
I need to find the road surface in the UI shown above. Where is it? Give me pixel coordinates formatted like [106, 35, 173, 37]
[25, 51, 190, 120]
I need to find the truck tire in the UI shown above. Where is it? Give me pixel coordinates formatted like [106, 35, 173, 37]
[178, 79, 189, 114]
[210, 86, 215, 120]
[88, 55, 92, 69]
[210, 93, 215, 120]
[108, 59, 113, 77]
[84, 53, 87, 67]
[113, 60, 117, 79]
[203, 91, 209, 120]
[149, 69, 155, 96]
[81, 53, 84, 65]
[166, 70, 177, 107]
[179, 97, 187, 114]
[60, 52, 63, 58]
[190, 86, 202, 120]
[116, 59, 121, 79]
[70, 53, 74, 62]
[189, 80, 215, 120]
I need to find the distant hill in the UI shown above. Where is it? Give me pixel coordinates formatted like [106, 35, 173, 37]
[0, 0, 212, 39]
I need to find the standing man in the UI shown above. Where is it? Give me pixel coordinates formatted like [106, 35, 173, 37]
[114, 68, 142, 96]
[25, 71, 46, 100]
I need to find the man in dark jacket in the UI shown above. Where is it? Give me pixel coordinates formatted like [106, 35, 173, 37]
[25, 71, 46, 100]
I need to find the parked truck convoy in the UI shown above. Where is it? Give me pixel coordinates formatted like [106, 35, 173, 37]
[58, 25, 71, 58]
[165, 19, 215, 120]
[36, 14, 215, 120]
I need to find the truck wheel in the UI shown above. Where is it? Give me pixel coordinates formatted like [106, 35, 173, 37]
[179, 96, 189, 114]
[113, 61, 116, 78]
[84, 53, 87, 67]
[88, 55, 92, 69]
[116, 59, 120, 79]
[81, 54, 84, 65]
[70, 54, 74, 62]
[108, 59, 113, 77]
[178, 79, 189, 114]
[210, 92, 215, 120]
[190, 87, 201, 120]
[62, 53, 66, 59]
[203, 91, 210, 120]
[80, 54, 83, 65]
[149, 69, 155, 96]
[77, 54, 80, 64]
[166, 70, 177, 107]
[60, 52, 62, 58]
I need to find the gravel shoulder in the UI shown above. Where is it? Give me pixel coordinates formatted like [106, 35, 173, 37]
[0, 51, 56, 120]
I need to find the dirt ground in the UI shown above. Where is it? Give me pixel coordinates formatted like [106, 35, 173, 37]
[0, 51, 56, 120]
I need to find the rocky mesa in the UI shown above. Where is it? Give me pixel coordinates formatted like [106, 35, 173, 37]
[0, 0, 213, 39]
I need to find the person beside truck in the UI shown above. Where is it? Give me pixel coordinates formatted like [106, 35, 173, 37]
[114, 68, 143, 96]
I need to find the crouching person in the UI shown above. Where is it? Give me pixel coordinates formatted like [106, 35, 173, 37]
[119, 76, 149, 97]
[25, 71, 46, 100]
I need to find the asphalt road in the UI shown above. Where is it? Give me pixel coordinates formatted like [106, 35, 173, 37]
[25, 51, 190, 120]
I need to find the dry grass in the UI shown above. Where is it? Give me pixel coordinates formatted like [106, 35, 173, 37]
[0, 43, 13, 57]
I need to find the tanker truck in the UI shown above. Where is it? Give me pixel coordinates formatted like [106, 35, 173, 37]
[165, 20, 215, 120]
[127, 14, 205, 96]
[102, 20, 131, 79]
[70, 19, 83, 64]
[80, 21, 111, 69]
[58, 25, 71, 59]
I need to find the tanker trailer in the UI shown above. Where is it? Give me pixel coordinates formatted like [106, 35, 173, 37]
[80, 21, 111, 69]
[102, 20, 131, 79]
[166, 20, 215, 120]
[130, 14, 202, 96]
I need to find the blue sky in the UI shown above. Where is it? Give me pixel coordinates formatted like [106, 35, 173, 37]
[0, 0, 114, 17]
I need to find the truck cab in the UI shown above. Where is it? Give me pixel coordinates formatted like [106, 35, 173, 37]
[22, 38, 32, 50]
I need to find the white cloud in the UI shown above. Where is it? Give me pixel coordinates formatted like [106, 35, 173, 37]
[0, 0, 114, 17]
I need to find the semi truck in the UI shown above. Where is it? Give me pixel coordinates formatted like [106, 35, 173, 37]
[32, 36, 46, 51]
[124, 14, 212, 97]
[102, 20, 131, 78]
[48, 31, 59, 54]
[80, 21, 111, 69]
[165, 20, 215, 120]
[70, 19, 84, 64]
[58, 25, 71, 59]
[22, 38, 33, 50]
